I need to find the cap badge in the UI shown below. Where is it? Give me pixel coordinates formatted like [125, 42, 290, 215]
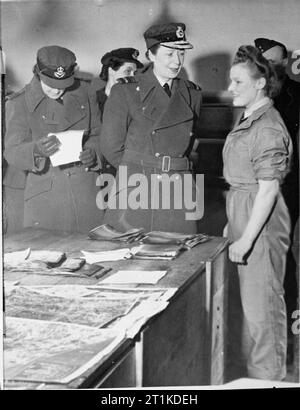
[132, 50, 139, 59]
[176, 26, 184, 39]
[54, 66, 66, 78]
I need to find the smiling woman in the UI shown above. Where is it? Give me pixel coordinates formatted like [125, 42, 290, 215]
[223, 45, 293, 381]
[99, 22, 202, 234]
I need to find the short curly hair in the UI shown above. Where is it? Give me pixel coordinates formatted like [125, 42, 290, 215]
[232, 45, 280, 98]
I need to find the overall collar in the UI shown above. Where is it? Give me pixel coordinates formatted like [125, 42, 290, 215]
[233, 99, 274, 132]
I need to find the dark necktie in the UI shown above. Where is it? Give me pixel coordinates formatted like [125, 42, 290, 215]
[163, 83, 171, 97]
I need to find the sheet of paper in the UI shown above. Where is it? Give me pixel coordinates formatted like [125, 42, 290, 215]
[81, 248, 131, 264]
[4, 248, 31, 265]
[101, 270, 168, 285]
[50, 130, 84, 167]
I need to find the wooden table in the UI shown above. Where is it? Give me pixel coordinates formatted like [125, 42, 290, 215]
[3, 228, 229, 389]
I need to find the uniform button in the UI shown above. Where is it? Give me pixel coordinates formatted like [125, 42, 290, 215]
[136, 86, 140, 91]
[66, 171, 71, 177]
[142, 107, 145, 110]
[152, 131, 156, 135]
[81, 105, 85, 109]
[155, 152, 160, 157]
[42, 115, 46, 120]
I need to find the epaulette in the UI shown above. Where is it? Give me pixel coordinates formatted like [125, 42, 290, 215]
[186, 80, 201, 91]
[74, 75, 92, 83]
[117, 77, 137, 84]
[5, 87, 25, 101]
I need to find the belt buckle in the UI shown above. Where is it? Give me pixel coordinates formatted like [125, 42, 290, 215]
[162, 155, 171, 172]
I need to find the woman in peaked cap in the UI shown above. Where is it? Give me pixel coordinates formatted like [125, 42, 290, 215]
[99, 23, 202, 233]
[4, 45, 104, 233]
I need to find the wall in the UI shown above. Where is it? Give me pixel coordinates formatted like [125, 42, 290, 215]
[1, 0, 300, 93]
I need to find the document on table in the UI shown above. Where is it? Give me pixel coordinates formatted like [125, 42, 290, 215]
[50, 130, 84, 167]
[101, 270, 168, 285]
[81, 248, 131, 264]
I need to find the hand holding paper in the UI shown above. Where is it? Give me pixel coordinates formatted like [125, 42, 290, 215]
[34, 135, 60, 157]
[50, 130, 84, 167]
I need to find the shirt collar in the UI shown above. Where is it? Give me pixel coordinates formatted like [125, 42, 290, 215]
[244, 96, 271, 118]
[152, 70, 173, 89]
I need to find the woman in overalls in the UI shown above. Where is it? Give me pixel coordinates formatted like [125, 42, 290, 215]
[223, 45, 292, 380]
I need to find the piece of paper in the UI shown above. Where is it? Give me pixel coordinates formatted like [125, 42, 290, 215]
[4, 248, 31, 265]
[50, 130, 84, 167]
[81, 248, 131, 263]
[101, 270, 168, 285]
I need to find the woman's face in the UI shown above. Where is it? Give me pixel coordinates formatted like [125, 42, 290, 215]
[150, 46, 185, 82]
[228, 63, 264, 108]
[41, 80, 65, 99]
[111, 62, 137, 82]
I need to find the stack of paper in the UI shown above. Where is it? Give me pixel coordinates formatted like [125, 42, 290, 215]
[141, 231, 211, 248]
[88, 224, 144, 243]
[130, 244, 184, 260]
[101, 270, 168, 285]
[81, 248, 131, 264]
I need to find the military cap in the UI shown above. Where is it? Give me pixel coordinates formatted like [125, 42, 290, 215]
[101, 48, 143, 69]
[143, 23, 193, 50]
[36, 45, 77, 89]
[254, 38, 287, 54]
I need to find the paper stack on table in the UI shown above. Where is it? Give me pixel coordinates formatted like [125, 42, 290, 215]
[101, 270, 168, 285]
[140, 231, 211, 248]
[130, 244, 184, 260]
[81, 248, 131, 264]
[88, 224, 144, 243]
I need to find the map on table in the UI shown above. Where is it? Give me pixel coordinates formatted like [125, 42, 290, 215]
[4, 316, 124, 385]
[4, 285, 174, 328]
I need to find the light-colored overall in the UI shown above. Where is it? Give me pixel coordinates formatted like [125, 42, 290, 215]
[223, 100, 293, 380]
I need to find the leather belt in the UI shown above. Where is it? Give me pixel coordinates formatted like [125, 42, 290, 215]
[122, 150, 191, 172]
[58, 161, 82, 170]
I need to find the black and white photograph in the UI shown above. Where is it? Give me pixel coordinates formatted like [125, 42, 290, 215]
[0, 0, 299, 393]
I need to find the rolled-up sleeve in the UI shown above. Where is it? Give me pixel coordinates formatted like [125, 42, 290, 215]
[250, 127, 292, 183]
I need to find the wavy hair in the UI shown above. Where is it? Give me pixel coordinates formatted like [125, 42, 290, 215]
[233, 45, 280, 98]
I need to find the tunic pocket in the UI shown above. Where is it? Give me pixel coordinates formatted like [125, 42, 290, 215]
[24, 178, 53, 201]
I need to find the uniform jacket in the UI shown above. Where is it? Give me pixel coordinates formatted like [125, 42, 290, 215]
[274, 76, 300, 143]
[4, 75, 104, 232]
[99, 66, 202, 233]
[100, 66, 202, 167]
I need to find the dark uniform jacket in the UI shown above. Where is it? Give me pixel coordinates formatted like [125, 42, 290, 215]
[274, 76, 300, 228]
[4, 75, 104, 232]
[99, 66, 202, 233]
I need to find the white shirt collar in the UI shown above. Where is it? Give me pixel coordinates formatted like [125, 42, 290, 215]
[244, 97, 271, 118]
[153, 70, 173, 88]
